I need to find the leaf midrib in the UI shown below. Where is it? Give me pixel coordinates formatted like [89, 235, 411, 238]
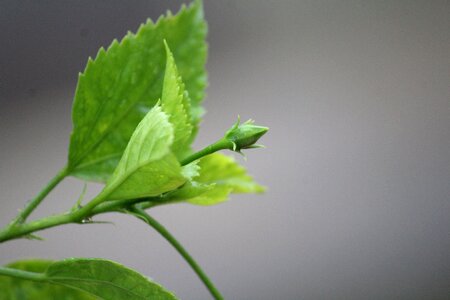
[48, 276, 155, 299]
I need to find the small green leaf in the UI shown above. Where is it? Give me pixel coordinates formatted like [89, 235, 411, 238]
[101, 105, 185, 201]
[68, 1, 207, 182]
[0, 259, 95, 300]
[161, 42, 194, 159]
[169, 153, 265, 205]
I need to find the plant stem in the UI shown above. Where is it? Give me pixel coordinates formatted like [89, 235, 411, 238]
[0, 210, 74, 243]
[90, 196, 159, 215]
[129, 206, 224, 300]
[181, 138, 231, 166]
[0, 266, 45, 282]
[12, 166, 69, 225]
[0, 191, 107, 243]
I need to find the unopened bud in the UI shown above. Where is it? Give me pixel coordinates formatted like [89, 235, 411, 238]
[224, 117, 268, 152]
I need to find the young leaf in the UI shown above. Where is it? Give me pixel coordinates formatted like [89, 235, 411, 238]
[0, 259, 95, 300]
[161, 42, 193, 159]
[100, 105, 185, 201]
[68, 0, 207, 182]
[168, 153, 265, 205]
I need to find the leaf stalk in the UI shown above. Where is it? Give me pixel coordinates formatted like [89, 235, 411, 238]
[0, 266, 45, 282]
[128, 206, 224, 300]
[11, 166, 69, 225]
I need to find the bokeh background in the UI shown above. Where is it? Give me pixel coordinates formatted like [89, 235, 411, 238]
[1, 1, 449, 299]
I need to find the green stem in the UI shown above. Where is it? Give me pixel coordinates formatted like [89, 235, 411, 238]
[129, 206, 224, 300]
[0, 136, 232, 242]
[0, 266, 45, 282]
[90, 197, 158, 215]
[181, 138, 231, 166]
[0, 211, 73, 243]
[0, 189, 163, 243]
[12, 166, 69, 225]
[0, 191, 107, 243]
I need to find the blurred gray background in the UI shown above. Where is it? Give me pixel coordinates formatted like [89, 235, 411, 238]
[1, 1, 449, 299]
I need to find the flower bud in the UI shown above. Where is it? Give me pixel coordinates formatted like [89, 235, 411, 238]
[224, 118, 268, 152]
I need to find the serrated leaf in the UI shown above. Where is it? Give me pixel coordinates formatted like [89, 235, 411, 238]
[168, 153, 265, 205]
[0, 259, 95, 300]
[68, 0, 207, 182]
[100, 105, 186, 201]
[0, 258, 177, 300]
[161, 42, 193, 159]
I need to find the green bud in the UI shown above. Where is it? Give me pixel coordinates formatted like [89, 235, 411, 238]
[180, 117, 268, 166]
[224, 117, 268, 152]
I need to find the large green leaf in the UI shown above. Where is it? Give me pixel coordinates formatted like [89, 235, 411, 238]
[0, 258, 177, 300]
[68, 0, 207, 182]
[167, 153, 265, 205]
[100, 105, 186, 201]
[45, 258, 177, 299]
[161, 42, 193, 159]
[0, 259, 94, 300]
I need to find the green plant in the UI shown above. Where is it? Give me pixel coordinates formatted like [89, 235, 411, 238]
[0, 1, 267, 299]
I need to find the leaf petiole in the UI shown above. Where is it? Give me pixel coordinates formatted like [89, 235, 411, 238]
[10, 166, 69, 226]
[128, 206, 224, 300]
[0, 266, 45, 282]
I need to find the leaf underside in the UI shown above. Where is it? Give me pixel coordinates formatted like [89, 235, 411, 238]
[68, 0, 206, 182]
